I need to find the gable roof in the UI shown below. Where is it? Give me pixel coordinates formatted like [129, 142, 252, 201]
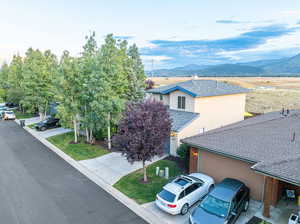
[147, 80, 249, 97]
[182, 110, 300, 186]
[169, 109, 199, 132]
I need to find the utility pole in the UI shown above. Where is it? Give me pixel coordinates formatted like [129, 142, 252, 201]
[151, 59, 154, 77]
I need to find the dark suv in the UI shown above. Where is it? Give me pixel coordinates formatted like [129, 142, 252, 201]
[189, 178, 250, 224]
[35, 117, 60, 131]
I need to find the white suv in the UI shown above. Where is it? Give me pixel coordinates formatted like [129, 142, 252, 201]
[3, 111, 16, 120]
[155, 173, 214, 215]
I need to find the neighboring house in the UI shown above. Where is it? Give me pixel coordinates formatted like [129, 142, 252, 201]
[182, 110, 300, 218]
[147, 80, 249, 155]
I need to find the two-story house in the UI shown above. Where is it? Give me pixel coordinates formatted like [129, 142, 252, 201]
[147, 80, 249, 155]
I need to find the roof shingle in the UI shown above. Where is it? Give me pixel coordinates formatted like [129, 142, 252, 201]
[169, 109, 199, 132]
[182, 110, 300, 185]
[147, 80, 249, 97]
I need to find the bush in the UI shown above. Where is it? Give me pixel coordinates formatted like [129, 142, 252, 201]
[176, 143, 190, 161]
[145, 79, 154, 90]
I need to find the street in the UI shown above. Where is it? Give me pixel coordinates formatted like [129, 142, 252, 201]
[0, 121, 148, 224]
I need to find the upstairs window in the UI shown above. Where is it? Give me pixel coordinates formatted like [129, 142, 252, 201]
[178, 96, 186, 109]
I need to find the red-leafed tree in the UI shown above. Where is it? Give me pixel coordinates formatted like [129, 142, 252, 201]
[112, 99, 171, 182]
[145, 79, 155, 90]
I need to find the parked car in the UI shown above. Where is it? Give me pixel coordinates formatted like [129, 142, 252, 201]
[156, 173, 215, 215]
[2, 111, 16, 120]
[189, 178, 250, 224]
[5, 102, 18, 108]
[0, 106, 8, 112]
[34, 117, 60, 131]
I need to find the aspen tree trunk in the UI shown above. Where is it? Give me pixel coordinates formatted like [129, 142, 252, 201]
[107, 112, 111, 150]
[86, 128, 89, 143]
[44, 102, 48, 119]
[90, 129, 93, 144]
[143, 161, 147, 182]
[73, 118, 78, 143]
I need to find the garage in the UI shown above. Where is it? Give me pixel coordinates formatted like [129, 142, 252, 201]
[189, 147, 265, 201]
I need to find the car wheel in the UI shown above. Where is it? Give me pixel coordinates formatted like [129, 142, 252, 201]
[181, 203, 189, 215]
[243, 200, 249, 212]
[208, 184, 214, 193]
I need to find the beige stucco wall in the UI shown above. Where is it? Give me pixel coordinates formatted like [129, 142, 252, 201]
[169, 90, 195, 112]
[150, 93, 170, 106]
[172, 93, 246, 156]
[197, 149, 265, 201]
[193, 93, 246, 130]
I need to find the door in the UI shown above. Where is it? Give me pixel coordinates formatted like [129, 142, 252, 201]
[163, 138, 170, 154]
[193, 182, 205, 201]
[184, 184, 200, 205]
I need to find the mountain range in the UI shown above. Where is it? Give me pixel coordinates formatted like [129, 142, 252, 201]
[148, 53, 300, 77]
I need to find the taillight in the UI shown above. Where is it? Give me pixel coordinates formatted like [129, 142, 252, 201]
[167, 204, 177, 208]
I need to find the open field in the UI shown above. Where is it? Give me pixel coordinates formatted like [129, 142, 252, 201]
[150, 77, 300, 114]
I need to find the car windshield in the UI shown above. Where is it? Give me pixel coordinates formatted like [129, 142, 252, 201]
[5, 112, 13, 115]
[42, 119, 51, 123]
[200, 195, 230, 218]
[158, 189, 176, 203]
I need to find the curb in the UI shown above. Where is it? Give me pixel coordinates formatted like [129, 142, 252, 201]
[22, 125, 167, 224]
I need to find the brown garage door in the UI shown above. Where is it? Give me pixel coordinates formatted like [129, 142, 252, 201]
[198, 149, 264, 201]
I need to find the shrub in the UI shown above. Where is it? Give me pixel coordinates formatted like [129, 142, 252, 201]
[176, 143, 190, 162]
[145, 79, 154, 90]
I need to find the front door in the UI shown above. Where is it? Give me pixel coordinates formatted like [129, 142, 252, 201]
[163, 138, 170, 154]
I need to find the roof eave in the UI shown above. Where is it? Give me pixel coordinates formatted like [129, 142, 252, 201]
[251, 168, 300, 187]
[181, 141, 257, 164]
[161, 86, 197, 97]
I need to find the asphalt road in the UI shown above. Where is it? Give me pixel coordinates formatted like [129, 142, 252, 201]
[0, 121, 148, 224]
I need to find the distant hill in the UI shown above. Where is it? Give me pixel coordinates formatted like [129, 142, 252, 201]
[148, 53, 300, 77]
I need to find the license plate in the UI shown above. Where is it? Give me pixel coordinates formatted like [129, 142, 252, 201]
[159, 199, 166, 206]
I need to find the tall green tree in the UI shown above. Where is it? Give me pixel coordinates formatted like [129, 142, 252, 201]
[56, 51, 82, 143]
[6, 55, 25, 107]
[126, 43, 146, 101]
[0, 63, 10, 101]
[22, 48, 58, 118]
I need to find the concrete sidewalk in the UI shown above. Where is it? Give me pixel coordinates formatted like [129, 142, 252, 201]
[80, 153, 166, 185]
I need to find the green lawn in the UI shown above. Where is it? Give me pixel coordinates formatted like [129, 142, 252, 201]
[114, 159, 182, 204]
[47, 132, 109, 161]
[27, 123, 36, 129]
[13, 110, 36, 119]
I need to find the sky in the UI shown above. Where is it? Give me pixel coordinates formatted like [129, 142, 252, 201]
[1, 0, 300, 69]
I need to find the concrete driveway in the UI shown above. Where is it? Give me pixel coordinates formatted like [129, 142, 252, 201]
[31, 126, 72, 138]
[0, 121, 148, 224]
[80, 152, 165, 185]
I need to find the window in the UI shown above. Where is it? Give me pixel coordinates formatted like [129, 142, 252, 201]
[235, 187, 246, 204]
[160, 95, 163, 101]
[158, 189, 176, 203]
[177, 96, 186, 109]
[185, 184, 198, 196]
[200, 195, 230, 218]
[178, 191, 185, 200]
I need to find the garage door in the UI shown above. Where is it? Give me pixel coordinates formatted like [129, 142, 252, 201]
[198, 149, 265, 201]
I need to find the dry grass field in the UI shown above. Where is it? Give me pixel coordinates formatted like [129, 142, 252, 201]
[150, 77, 300, 114]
